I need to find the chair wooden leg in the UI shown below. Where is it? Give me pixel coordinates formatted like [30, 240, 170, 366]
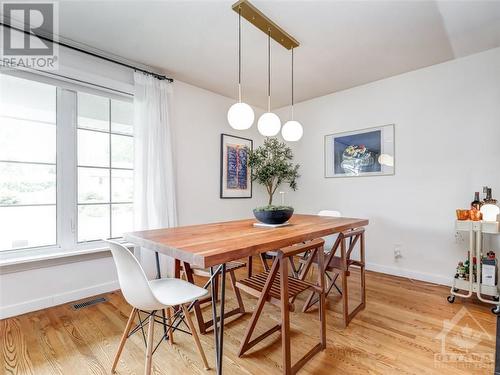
[181, 304, 210, 370]
[229, 270, 245, 313]
[238, 259, 280, 357]
[302, 274, 339, 313]
[361, 265, 366, 307]
[112, 307, 137, 373]
[290, 248, 318, 305]
[279, 257, 292, 375]
[183, 262, 208, 334]
[295, 250, 310, 277]
[288, 257, 299, 278]
[360, 232, 366, 308]
[259, 253, 270, 272]
[341, 271, 349, 327]
[317, 246, 326, 349]
[166, 307, 174, 344]
[342, 265, 366, 327]
[302, 289, 316, 313]
[247, 256, 253, 278]
[298, 249, 318, 311]
[145, 313, 155, 375]
[174, 259, 181, 278]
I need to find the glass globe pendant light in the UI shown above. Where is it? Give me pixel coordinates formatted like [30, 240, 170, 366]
[282, 47, 303, 142]
[227, 7, 254, 130]
[257, 29, 281, 137]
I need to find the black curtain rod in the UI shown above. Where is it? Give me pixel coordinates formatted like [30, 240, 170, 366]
[0, 22, 174, 82]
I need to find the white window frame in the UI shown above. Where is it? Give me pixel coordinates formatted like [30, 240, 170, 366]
[0, 69, 134, 259]
[76, 94, 134, 243]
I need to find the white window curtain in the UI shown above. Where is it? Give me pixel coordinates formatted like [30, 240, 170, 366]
[133, 72, 177, 278]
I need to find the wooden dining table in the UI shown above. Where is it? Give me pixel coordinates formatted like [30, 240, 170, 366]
[124, 214, 369, 375]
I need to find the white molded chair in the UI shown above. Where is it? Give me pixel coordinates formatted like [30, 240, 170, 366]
[106, 240, 210, 374]
[317, 210, 341, 217]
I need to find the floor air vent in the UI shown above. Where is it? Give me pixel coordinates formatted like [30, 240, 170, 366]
[72, 296, 108, 310]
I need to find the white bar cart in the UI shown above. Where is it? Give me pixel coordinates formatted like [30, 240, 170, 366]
[448, 220, 500, 314]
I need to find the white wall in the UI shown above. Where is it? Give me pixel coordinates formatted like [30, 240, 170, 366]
[0, 255, 120, 318]
[172, 81, 267, 226]
[277, 47, 500, 285]
[0, 43, 266, 318]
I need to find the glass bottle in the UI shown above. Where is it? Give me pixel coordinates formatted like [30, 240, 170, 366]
[483, 187, 497, 205]
[471, 192, 482, 210]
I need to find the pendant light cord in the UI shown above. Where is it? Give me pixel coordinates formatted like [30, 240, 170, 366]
[267, 28, 271, 112]
[291, 47, 294, 120]
[238, 7, 242, 102]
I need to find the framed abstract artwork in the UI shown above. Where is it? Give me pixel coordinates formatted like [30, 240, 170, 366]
[220, 133, 253, 198]
[325, 124, 395, 178]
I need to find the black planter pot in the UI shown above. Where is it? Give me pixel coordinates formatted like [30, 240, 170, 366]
[253, 207, 294, 225]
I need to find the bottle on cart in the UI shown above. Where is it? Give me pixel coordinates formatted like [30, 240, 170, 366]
[483, 187, 497, 204]
[471, 192, 482, 210]
[472, 256, 478, 282]
[481, 186, 500, 222]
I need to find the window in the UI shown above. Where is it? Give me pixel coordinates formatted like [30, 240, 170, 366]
[0, 75, 57, 250]
[77, 93, 134, 241]
[0, 73, 134, 252]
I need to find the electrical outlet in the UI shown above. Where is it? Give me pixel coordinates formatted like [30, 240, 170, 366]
[394, 244, 402, 260]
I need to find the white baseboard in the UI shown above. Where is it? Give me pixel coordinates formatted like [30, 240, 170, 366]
[366, 262, 451, 287]
[0, 280, 119, 319]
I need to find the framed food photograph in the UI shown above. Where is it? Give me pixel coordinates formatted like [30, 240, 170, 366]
[220, 133, 253, 198]
[325, 124, 395, 178]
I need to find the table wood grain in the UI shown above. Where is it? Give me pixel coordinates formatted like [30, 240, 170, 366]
[124, 214, 369, 268]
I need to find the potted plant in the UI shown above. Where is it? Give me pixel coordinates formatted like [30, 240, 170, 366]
[247, 137, 300, 224]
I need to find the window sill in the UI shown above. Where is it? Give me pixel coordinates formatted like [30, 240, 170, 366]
[0, 242, 134, 274]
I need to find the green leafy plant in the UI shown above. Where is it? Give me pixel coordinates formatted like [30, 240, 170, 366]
[254, 205, 293, 212]
[247, 137, 300, 206]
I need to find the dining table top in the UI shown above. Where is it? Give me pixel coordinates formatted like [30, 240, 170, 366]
[124, 214, 369, 268]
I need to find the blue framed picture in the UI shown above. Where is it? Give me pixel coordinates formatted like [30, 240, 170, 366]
[220, 134, 252, 198]
[325, 124, 395, 177]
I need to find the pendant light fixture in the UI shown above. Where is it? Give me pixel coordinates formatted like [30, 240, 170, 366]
[257, 29, 281, 137]
[227, 6, 254, 130]
[282, 47, 303, 141]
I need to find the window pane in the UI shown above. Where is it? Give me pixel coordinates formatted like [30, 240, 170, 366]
[78, 129, 109, 167]
[78, 92, 109, 131]
[78, 167, 110, 203]
[0, 117, 56, 163]
[0, 205, 56, 250]
[78, 204, 110, 242]
[111, 134, 133, 169]
[112, 204, 133, 238]
[0, 74, 56, 123]
[0, 162, 56, 205]
[112, 169, 133, 202]
[111, 99, 133, 135]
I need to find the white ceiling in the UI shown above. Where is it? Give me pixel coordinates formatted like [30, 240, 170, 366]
[52, 1, 500, 108]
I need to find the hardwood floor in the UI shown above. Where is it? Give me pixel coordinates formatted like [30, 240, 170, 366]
[1, 263, 496, 375]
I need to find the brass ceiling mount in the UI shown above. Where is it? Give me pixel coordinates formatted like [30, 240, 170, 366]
[232, 0, 300, 50]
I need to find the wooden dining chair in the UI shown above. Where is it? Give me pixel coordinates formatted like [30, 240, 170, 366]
[301, 228, 366, 327]
[178, 261, 246, 334]
[106, 241, 210, 374]
[235, 238, 326, 374]
[260, 210, 342, 279]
